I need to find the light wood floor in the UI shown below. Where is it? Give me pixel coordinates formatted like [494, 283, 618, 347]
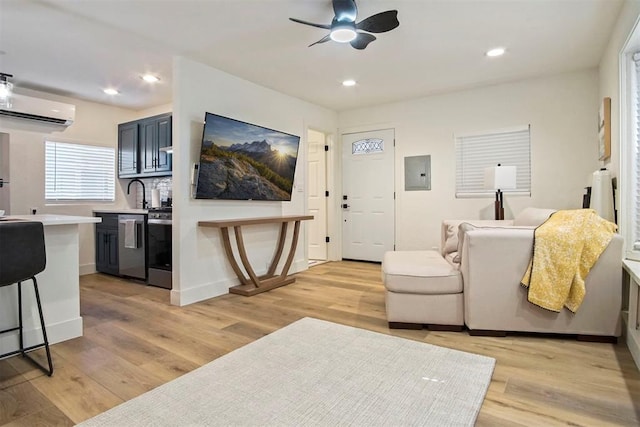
[0, 261, 638, 426]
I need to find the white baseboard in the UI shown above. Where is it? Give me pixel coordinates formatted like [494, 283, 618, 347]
[80, 263, 96, 276]
[170, 278, 232, 306]
[291, 258, 308, 274]
[627, 326, 640, 371]
[0, 316, 83, 354]
[171, 257, 309, 307]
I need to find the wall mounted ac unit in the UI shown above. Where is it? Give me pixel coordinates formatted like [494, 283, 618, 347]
[0, 93, 75, 127]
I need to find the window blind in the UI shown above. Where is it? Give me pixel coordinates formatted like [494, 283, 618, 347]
[455, 126, 531, 197]
[633, 53, 640, 250]
[45, 141, 115, 201]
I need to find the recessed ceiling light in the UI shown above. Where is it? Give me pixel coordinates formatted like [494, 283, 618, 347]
[342, 79, 356, 87]
[103, 88, 119, 95]
[486, 47, 506, 57]
[141, 74, 160, 83]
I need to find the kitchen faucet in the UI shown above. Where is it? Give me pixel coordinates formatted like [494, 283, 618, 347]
[127, 178, 147, 209]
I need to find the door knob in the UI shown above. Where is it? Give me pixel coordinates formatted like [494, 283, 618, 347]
[342, 204, 350, 209]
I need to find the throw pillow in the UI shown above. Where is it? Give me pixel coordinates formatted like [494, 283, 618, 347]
[443, 223, 459, 255]
[452, 222, 476, 264]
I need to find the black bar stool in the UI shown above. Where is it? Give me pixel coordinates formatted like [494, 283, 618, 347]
[0, 221, 53, 376]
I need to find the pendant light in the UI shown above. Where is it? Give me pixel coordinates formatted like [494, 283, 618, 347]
[0, 73, 13, 109]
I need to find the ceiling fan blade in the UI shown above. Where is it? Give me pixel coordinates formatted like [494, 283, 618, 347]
[309, 34, 332, 47]
[333, 0, 357, 22]
[350, 33, 376, 50]
[289, 17, 331, 30]
[356, 10, 399, 33]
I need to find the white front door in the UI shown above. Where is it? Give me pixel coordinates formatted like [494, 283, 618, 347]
[307, 129, 328, 260]
[341, 129, 395, 262]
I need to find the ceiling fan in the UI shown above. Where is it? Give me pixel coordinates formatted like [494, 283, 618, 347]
[289, 0, 399, 50]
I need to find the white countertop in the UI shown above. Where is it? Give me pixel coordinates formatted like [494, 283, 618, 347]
[623, 259, 640, 283]
[93, 208, 148, 214]
[2, 214, 101, 225]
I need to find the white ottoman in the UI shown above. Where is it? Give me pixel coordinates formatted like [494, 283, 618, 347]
[382, 250, 464, 330]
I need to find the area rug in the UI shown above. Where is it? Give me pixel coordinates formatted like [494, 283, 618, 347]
[77, 317, 495, 426]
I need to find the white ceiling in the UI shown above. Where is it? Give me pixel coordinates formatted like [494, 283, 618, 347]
[0, 0, 624, 112]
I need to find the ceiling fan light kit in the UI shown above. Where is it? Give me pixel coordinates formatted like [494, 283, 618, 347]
[290, 0, 399, 50]
[330, 23, 357, 43]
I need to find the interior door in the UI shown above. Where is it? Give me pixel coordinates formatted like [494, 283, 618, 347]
[307, 129, 328, 260]
[342, 129, 395, 262]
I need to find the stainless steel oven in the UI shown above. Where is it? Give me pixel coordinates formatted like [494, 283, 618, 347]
[147, 208, 172, 289]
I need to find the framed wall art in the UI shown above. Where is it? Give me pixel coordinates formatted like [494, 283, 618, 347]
[598, 97, 611, 161]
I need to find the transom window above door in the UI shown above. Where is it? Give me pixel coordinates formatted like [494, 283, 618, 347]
[352, 138, 384, 155]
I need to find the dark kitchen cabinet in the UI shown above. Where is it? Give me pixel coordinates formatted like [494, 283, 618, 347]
[140, 114, 172, 174]
[117, 113, 172, 178]
[95, 213, 119, 275]
[118, 121, 139, 178]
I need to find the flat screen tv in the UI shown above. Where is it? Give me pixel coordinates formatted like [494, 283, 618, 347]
[195, 112, 301, 201]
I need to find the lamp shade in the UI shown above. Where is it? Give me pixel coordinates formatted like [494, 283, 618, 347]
[484, 165, 517, 190]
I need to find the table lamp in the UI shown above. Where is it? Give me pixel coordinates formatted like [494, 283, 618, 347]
[484, 164, 517, 220]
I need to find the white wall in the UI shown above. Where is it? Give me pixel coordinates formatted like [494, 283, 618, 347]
[599, 0, 640, 181]
[0, 89, 146, 274]
[339, 70, 601, 251]
[598, 0, 640, 371]
[598, 0, 640, 247]
[171, 57, 337, 306]
[132, 103, 172, 121]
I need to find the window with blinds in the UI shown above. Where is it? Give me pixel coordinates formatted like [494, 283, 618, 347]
[632, 53, 640, 251]
[45, 141, 115, 201]
[454, 126, 531, 197]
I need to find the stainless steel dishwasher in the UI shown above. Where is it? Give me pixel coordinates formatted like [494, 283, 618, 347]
[118, 214, 146, 280]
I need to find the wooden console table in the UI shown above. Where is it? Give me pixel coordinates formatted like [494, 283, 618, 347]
[198, 215, 313, 296]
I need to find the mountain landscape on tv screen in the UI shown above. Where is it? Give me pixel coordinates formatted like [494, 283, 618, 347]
[196, 139, 297, 201]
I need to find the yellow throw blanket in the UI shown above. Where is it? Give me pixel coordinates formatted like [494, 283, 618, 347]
[520, 209, 617, 313]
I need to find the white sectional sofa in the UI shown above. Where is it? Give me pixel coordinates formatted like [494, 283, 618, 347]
[382, 208, 624, 340]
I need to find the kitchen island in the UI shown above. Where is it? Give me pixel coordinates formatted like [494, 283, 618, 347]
[0, 214, 100, 352]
